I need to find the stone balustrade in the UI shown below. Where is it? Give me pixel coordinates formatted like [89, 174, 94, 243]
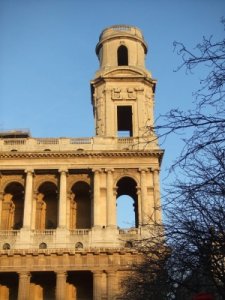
[0, 136, 158, 152]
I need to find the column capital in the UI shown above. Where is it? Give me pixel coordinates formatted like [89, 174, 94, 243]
[18, 271, 31, 278]
[105, 168, 114, 173]
[106, 270, 117, 276]
[151, 167, 160, 173]
[92, 270, 103, 276]
[138, 168, 149, 173]
[92, 168, 102, 174]
[56, 270, 67, 276]
[58, 168, 68, 174]
[25, 168, 34, 174]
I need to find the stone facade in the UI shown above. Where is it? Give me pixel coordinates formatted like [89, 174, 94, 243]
[0, 25, 163, 299]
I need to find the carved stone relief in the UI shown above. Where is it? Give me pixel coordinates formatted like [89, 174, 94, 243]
[111, 88, 137, 100]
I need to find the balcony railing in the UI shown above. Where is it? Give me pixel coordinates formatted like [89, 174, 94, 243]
[70, 229, 90, 235]
[32, 230, 56, 236]
[0, 230, 20, 237]
[119, 228, 139, 235]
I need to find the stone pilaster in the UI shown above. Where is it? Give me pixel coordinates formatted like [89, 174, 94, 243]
[56, 271, 67, 300]
[136, 187, 142, 227]
[93, 271, 102, 300]
[152, 168, 161, 224]
[18, 272, 30, 300]
[93, 169, 102, 227]
[106, 169, 116, 227]
[58, 168, 68, 229]
[139, 168, 148, 225]
[23, 169, 33, 229]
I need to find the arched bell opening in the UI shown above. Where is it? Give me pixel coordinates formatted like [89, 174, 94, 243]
[1, 182, 24, 230]
[36, 182, 58, 230]
[117, 45, 128, 66]
[116, 177, 138, 228]
[70, 181, 91, 229]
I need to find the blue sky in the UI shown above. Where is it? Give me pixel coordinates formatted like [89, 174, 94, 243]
[0, 0, 224, 226]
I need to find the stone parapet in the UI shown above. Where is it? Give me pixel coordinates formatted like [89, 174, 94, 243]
[0, 136, 159, 152]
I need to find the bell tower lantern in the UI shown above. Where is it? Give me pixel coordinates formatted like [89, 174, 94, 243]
[91, 25, 157, 139]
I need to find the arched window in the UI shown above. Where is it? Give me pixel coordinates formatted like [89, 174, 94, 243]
[3, 243, 10, 250]
[39, 242, 47, 249]
[36, 182, 58, 230]
[1, 182, 24, 230]
[75, 242, 83, 250]
[70, 181, 91, 229]
[125, 241, 133, 248]
[116, 177, 138, 228]
[117, 45, 128, 66]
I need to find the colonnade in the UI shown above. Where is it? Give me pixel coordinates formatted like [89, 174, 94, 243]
[0, 167, 161, 231]
[14, 269, 118, 300]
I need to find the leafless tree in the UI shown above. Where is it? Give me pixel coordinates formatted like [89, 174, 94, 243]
[122, 19, 225, 300]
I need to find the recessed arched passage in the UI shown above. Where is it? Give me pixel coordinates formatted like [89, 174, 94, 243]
[116, 177, 138, 228]
[36, 182, 58, 230]
[70, 181, 91, 229]
[1, 182, 24, 230]
[117, 45, 128, 66]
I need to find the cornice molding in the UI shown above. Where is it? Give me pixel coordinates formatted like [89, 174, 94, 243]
[0, 150, 164, 159]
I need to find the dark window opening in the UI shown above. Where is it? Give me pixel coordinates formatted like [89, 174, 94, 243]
[39, 242, 47, 249]
[117, 106, 133, 137]
[3, 243, 10, 250]
[75, 242, 83, 250]
[117, 45, 128, 66]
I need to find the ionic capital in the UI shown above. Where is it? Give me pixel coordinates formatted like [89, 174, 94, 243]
[25, 168, 34, 175]
[58, 168, 68, 174]
[138, 168, 149, 173]
[92, 168, 102, 174]
[105, 168, 114, 173]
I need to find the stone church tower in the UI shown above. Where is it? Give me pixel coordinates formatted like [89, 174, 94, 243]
[0, 25, 163, 299]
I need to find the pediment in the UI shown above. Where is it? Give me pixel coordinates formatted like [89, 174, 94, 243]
[100, 67, 151, 78]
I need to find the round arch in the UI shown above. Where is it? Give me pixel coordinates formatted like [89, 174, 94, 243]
[36, 181, 58, 230]
[117, 45, 128, 66]
[116, 176, 139, 228]
[2, 181, 24, 230]
[70, 181, 91, 229]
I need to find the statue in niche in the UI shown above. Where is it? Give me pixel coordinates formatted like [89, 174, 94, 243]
[36, 193, 46, 230]
[2, 194, 14, 230]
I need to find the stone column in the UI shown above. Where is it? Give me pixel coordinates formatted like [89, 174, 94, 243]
[107, 271, 117, 300]
[31, 191, 37, 230]
[152, 168, 161, 224]
[18, 272, 30, 300]
[136, 187, 142, 227]
[58, 169, 68, 229]
[93, 169, 101, 227]
[23, 169, 33, 229]
[106, 169, 116, 227]
[0, 192, 3, 229]
[56, 271, 67, 300]
[93, 271, 102, 300]
[139, 168, 148, 225]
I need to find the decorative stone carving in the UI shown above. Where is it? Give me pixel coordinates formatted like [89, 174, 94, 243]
[111, 88, 137, 100]
[127, 88, 136, 99]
